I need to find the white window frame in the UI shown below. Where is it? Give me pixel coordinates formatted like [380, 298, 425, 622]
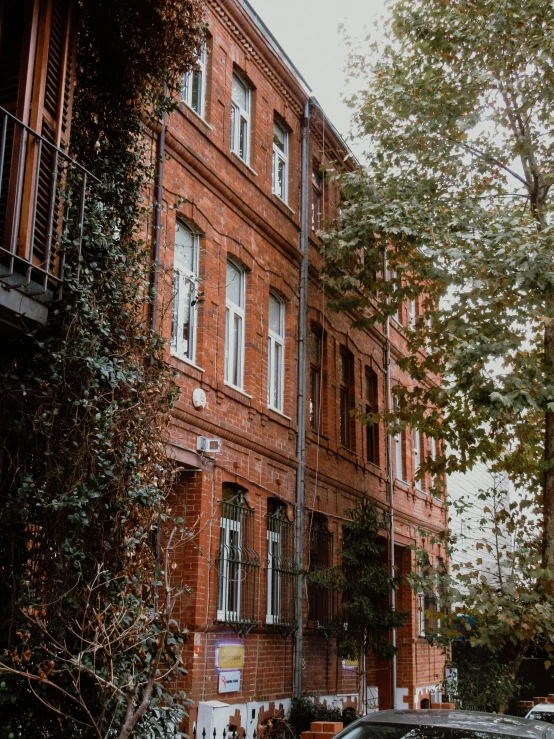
[418, 561, 426, 637]
[390, 269, 400, 323]
[267, 292, 285, 412]
[225, 260, 245, 390]
[217, 516, 241, 622]
[413, 428, 423, 491]
[409, 299, 417, 329]
[266, 526, 281, 624]
[171, 223, 199, 363]
[394, 397, 405, 482]
[272, 119, 288, 202]
[231, 72, 250, 163]
[430, 436, 438, 495]
[181, 45, 207, 117]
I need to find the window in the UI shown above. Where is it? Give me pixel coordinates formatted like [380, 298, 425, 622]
[308, 327, 322, 432]
[339, 349, 354, 449]
[266, 500, 296, 630]
[413, 428, 422, 490]
[231, 72, 250, 163]
[429, 436, 439, 495]
[267, 292, 285, 412]
[272, 119, 288, 201]
[394, 396, 406, 482]
[365, 369, 379, 465]
[409, 299, 417, 329]
[312, 166, 323, 229]
[418, 555, 436, 639]
[181, 45, 207, 117]
[390, 269, 400, 323]
[307, 515, 335, 628]
[217, 485, 259, 630]
[171, 222, 199, 362]
[225, 260, 245, 389]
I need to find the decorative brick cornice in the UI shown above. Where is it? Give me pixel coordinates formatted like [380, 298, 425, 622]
[209, 0, 305, 116]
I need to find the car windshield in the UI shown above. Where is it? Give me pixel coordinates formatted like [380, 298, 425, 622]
[344, 724, 525, 739]
[530, 714, 554, 725]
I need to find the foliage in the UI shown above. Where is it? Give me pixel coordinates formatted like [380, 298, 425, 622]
[444, 645, 521, 714]
[320, 0, 554, 700]
[287, 697, 357, 738]
[306, 495, 406, 661]
[0, 0, 205, 736]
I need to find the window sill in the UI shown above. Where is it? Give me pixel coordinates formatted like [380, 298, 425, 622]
[230, 150, 258, 177]
[171, 353, 205, 374]
[224, 381, 252, 399]
[179, 101, 213, 130]
[272, 193, 295, 215]
[267, 405, 292, 422]
[395, 478, 410, 488]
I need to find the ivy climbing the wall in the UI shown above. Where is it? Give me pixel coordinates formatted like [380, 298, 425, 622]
[0, 1, 205, 736]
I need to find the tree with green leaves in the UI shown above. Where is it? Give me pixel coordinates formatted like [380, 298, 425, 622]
[320, 0, 554, 702]
[307, 495, 406, 666]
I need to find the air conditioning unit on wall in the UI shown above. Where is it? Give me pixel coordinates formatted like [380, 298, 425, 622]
[196, 436, 222, 454]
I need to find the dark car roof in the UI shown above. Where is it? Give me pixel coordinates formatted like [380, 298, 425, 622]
[336, 710, 552, 739]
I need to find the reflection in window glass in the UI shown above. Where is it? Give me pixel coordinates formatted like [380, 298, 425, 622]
[341, 723, 520, 739]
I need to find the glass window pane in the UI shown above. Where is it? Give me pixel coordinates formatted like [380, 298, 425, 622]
[191, 69, 202, 113]
[239, 116, 248, 160]
[273, 121, 285, 152]
[175, 223, 195, 273]
[233, 313, 242, 386]
[277, 157, 285, 198]
[273, 341, 282, 408]
[180, 278, 193, 356]
[232, 73, 248, 109]
[224, 306, 231, 380]
[226, 261, 242, 307]
[308, 330, 321, 364]
[269, 293, 282, 335]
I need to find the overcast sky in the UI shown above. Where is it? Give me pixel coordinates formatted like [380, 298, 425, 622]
[247, 0, 389, 142]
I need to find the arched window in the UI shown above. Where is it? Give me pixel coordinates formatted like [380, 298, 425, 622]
[267, 291, 285, 412]
[231, 71, 250, 163]
[181, 44, 207, 117]
[216, 484, 259, 632]
[225, 260, 245, 389]
[266, 499, 296, 631]
[171, 222, 199, 362]
[272, 119, 288, 202]
[365, 368, 379, 465]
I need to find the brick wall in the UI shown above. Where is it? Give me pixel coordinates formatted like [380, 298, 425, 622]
[154, 0, 446, 720]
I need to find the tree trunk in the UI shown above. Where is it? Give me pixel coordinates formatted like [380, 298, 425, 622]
[544, 320, 554, 570]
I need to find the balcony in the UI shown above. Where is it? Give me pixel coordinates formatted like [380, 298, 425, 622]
[0, 106, 97, 334]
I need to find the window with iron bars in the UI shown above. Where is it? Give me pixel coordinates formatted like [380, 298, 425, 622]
[418, 554, 447, 643]
[307, 514, 337, 630]
[217, 486, 259, 633]
[266, 500, 297, 633]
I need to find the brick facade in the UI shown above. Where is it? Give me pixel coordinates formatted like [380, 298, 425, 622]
[151, 0, 447, 728]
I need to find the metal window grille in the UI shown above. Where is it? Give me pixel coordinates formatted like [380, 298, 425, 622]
[266, 506, 297, 636]
[216, 492, 259, 636]
[307, 517, 337, 631]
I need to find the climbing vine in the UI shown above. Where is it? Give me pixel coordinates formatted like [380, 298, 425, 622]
[0, 1, 205, 736]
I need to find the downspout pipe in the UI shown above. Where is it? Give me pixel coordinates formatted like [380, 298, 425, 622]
[383, 249, 397, 709]
[293, 99, 311, 699]
[151, 83, 167, 334]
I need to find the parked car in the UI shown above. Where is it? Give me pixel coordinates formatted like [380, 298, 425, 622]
[525, 706, 554, 725]
[333, 710, 554, 739]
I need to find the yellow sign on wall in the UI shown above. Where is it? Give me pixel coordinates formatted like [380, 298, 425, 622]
[343, 658, 358, 668]
[218, 645, 245, 670]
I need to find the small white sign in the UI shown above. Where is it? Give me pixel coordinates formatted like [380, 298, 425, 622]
[218, 670, 241, 694]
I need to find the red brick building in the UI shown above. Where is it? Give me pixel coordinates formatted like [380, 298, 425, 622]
[0, 0, 447, 731]
[150, 0, 448, 732]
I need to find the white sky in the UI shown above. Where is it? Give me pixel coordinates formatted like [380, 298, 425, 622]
[247, 0, 390, 142]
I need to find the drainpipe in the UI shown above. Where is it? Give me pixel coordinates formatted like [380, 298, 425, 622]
[383, 249, 397, 709]
[293, 99, 311, 699]
[151, 83, 167, 334]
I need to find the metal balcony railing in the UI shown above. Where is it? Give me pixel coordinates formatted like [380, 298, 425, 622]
[0, 106, 98, 303]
